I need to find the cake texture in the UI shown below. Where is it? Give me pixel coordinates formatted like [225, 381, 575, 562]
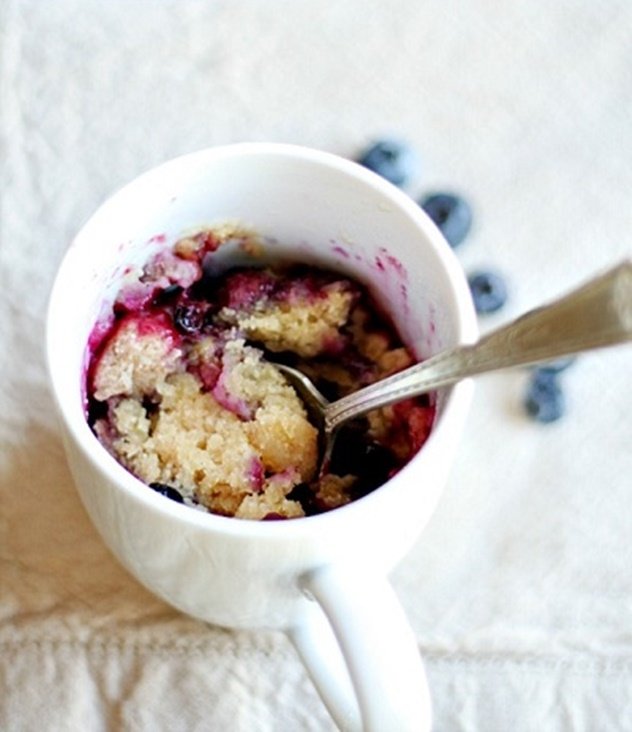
[87, 225, 435, 519]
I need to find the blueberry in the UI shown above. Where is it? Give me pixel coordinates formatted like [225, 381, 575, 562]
[313, 378, 344, 403]
[287, 482, 318, 515]
[173, 303, 206, 334]
[468, 271, 508, 314]
[328, 422, 370, 476]
[420, 193, 473, 248]
[153, 284, 183, 305]
[524, 370, 565, 423]
[149, 482, 185, 503]
[355, 441, 396, 491]
[532, 356, 577, 374]
[87, 397, 108, 427]
[356, 139, 419, 187]
[329, 422, 396, 488]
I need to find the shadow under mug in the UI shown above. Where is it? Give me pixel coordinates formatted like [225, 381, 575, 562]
[46, 144, 478, 731]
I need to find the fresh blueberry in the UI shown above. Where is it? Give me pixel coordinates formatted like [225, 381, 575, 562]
[468, 271, 508, 314]
[420, 193, 473, 248]
[532, 356, 577, 374]
[149, 482, 185, 503]
[356, 139, 420, 187]
[524, 370, 565, 423]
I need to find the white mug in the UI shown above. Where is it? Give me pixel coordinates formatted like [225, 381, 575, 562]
[46, 143, 478, 731]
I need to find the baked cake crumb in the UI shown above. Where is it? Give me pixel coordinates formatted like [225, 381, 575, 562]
[315, 474, 356, 512]
[92, 314, 183, 401]
[94, 345, 317, 518]
[86, 226, 436, 519]
[219, 285, 355, 358]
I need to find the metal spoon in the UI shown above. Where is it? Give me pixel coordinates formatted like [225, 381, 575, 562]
[276, 260, 632, 466]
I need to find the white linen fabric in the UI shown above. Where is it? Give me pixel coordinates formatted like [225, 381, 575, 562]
[1, 1, 631, 730]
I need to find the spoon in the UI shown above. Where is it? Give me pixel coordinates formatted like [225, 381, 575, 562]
[276, 260, 632, 466]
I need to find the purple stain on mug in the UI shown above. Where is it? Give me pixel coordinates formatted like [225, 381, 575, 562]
[375, 256, 386, 272]
[87, 311, 116, 356]
[332, 245, 351, 259]
[423, 305, 441, 352]
[378, 247, 408, 281]
[400, 283, 410, 316]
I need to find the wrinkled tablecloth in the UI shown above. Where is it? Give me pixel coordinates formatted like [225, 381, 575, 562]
[1, 1, 631, 730]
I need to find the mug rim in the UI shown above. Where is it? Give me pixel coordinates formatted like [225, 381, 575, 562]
[46, 142, 478, 540]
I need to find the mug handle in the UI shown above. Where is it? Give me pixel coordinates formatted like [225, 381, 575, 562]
[289, 565, 432, 732]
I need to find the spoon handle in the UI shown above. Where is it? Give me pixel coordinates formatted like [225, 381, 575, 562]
[325, 260, 632, 432]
